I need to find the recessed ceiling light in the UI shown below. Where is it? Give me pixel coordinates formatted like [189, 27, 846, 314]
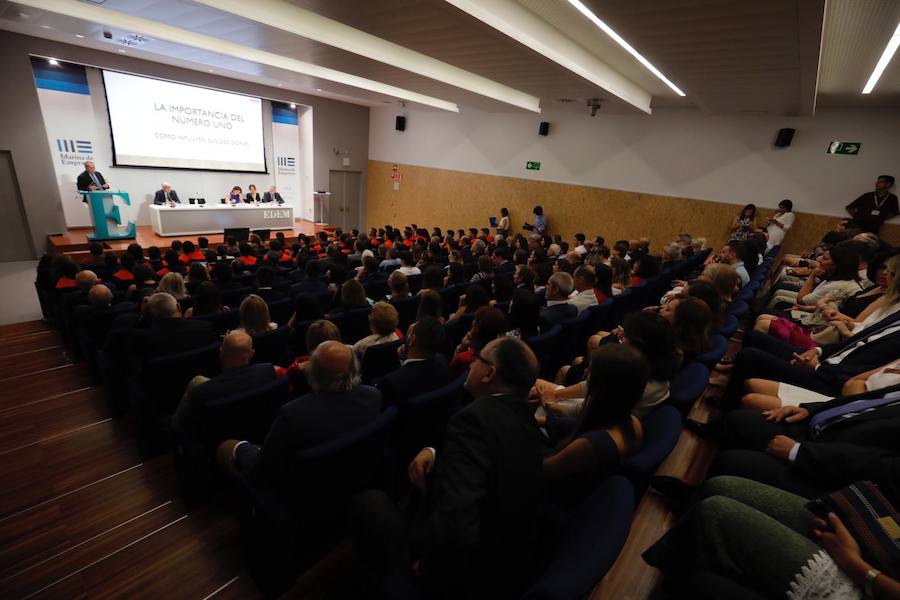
[565, 0, 685, 97]
[117, 48, 126, 53]
[207, 69, 214, 72]
[75, 33, 85, 38]
[863, 22, 900, 94]
[289, 103, 296, 108]
[40, 24, 54, 30]
[193, 0, 538, 112]
[48, 58, 59, 66]
[15, 0, 461, 113]
[316, 88, 322, 92]
[18, 11, 31, 18]
[277, 83, 283, 87]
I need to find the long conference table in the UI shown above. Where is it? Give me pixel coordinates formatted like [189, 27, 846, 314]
[149, 204, 294, 236]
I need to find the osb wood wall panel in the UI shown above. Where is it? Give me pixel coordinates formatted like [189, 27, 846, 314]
[367, 160, 900, 255]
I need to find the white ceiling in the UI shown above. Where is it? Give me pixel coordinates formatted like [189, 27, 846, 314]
[1, 0, 898, 115]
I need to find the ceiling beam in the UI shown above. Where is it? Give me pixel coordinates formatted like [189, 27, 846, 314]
[12, 0, 461, 112]
[193, 0, 541, 113]
[444, 0, 653, 114]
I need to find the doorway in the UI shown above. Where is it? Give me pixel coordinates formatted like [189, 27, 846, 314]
[0, 151, 36, 262]
[327, 170, 362, 232]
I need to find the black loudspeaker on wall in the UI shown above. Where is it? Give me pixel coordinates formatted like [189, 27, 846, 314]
[775, 128, 795, 147]
[395, 116, 406, 131]
[538, 121, 550, 136]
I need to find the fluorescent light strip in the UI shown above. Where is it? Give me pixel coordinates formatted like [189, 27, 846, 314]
[566, 0, 685, 96]
[444, 0, 652, 113]
[193, 0, 540, 113]
[862, 21, 900, 94]
[15, 0, 460, 112]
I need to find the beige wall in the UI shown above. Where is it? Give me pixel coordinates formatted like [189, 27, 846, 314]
[367, 160, 900, 255]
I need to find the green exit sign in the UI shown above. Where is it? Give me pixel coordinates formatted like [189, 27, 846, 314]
[526, 161, 541, 170]
[826, 141, 861, 155]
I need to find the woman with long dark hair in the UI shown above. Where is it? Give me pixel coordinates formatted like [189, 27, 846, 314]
[541, 344, 648, 492]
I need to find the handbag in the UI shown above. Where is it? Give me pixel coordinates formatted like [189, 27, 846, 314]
[806, 481, 900, 578]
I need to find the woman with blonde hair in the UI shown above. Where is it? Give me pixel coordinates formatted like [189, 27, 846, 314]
[352, 301, 400, 355]
[701, 263, 741, 303]
[236, 294, 277, 336]
[157, 271, 188, 300]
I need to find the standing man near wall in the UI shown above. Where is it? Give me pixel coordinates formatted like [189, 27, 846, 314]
[846, 175, 898, 233]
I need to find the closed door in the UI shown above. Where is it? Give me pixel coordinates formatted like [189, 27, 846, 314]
[328, 170, 362, 231]
[0, 151, 36, 262]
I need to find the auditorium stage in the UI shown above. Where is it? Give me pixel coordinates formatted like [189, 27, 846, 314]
[47, 220, 333, 259]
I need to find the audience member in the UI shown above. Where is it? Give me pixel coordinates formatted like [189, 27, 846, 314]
[449, 305, 507, 372]
[218, 341, 381, 487]
[236, 294, 277, 336]
[377, 317, 452, 406]
[352, 302, 400, 355]
[569, 266, 599, 314]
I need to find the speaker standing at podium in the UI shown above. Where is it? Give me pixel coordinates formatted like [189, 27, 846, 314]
[76, 160, 109, 202]
[153, 182, 181, 206]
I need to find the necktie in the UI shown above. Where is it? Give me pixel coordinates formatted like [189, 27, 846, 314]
[809, 391, 900, 437]
[90, 172, 101, 188]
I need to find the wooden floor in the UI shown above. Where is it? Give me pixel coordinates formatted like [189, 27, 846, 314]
[0, 320, 261, 599]
[47, 221, 332, 258]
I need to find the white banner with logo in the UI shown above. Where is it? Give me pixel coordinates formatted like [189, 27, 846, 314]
[32, 59, 101, 227]
[271, 102, 302, 209]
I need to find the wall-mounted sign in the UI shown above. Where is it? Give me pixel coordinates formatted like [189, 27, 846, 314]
[526, 161, 541, 170]
[826, 142, 861, 155]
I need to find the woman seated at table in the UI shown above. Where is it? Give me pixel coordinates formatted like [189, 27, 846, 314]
[244, 184, 261, 204]
[226, 186, 242, 205]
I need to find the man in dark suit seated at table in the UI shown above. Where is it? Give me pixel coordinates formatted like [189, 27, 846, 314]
[538, 271, 577, 333]
[76, 160, 110, 203]
[350, 337, 545, 599]
[153, 182, 181, 205]
[217, 340, 381, 486]
[263, 185, 285, 204]
[127, 292, 217, 368]
[376, 317, 453, 406]
[172, 330, 277, 439]
[708, 383, 900, 499]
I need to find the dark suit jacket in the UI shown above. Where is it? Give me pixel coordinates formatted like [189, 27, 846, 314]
[376, 355, 453, 407]
[495, 261, 516, 278]
[290, 279, 328, 298]
[538, 302, 577, 333]
[422, 393, 545, 599]
[153, 189, 181, 205]
[76, 170, 106, 191]
[245, 193, 261, 203]
[726, 384, 900, 497]
[175, 363, 277, 438]
[263, 192, 284, 204]
[243, 385, 382, 487]
[816, 311, 900, 385]
[255, 287, 287, 303]
[127, 317, 217, 367]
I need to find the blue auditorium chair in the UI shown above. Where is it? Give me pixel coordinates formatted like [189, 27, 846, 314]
[390, 295, 421, 333]
[190, 307, 241, 335]
[717, 313, 739, 338]
[726, 300, 750, 319]
[621, 405, 682, 490]
[338, 306, 373, 344]
[525, 324, 563, 379]
[361, 338, 404, 384]
[252, 326, 291, 366]
[236, 407, 398, 597]
[442, 313, 475, 357]
[694, 334, 728, 368]
[524, 476, 635, 600]
[668, 362, 710, 417]
[267, 297, 293, 326]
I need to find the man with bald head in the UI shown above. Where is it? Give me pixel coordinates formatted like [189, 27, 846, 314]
[172, 331, 277, 439]
[352, 337, 545, 599]
[218, 339, 381, 485]
[75, 269, 98, 293]
[128, 292, 217, 366]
